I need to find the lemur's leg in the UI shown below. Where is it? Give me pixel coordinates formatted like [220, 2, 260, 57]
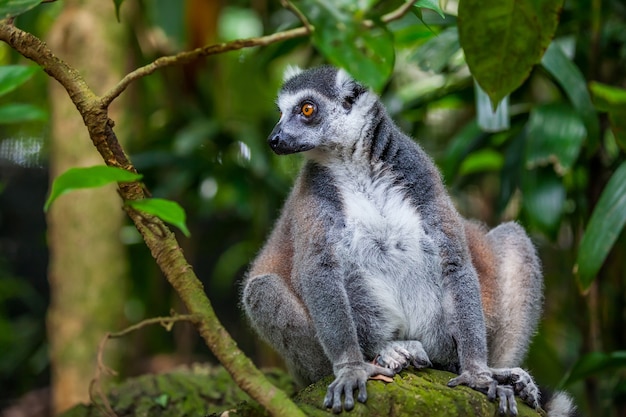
[466, 221, 542, 409]
[242, 273, 332, 386]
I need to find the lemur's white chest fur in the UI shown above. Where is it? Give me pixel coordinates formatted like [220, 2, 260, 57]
[319, 155, 450, 360]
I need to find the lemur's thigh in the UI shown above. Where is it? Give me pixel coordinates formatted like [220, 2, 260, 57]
[486, 222, 542, 368]
[242, 274, 332, 385]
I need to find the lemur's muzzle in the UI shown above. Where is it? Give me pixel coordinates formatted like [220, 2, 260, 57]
[268, 125, 314, 155]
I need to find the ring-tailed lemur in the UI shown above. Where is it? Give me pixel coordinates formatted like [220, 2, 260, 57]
[242, 66, 575, 416]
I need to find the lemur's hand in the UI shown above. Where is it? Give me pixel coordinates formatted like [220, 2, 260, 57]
[448, 368, 520, 416]
[324, 362, 394, 413]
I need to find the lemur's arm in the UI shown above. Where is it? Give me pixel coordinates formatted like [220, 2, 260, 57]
[292, 163, 393, 413]
[389, 134, 493, 384]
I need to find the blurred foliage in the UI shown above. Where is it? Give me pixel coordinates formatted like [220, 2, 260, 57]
[0, 0, 625, 416]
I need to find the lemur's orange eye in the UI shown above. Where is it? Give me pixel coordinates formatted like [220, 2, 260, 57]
[301, 103, 315, 117]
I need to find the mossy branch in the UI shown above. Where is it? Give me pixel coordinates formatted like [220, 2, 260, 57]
[0, 19, 306, 417]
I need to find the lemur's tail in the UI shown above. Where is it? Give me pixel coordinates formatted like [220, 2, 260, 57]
[544, 391, 577, 417]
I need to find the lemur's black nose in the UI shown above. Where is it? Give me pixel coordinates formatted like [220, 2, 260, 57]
[269, 134, 280, 150]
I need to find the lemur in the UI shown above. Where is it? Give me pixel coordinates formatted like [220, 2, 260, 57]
[241, 66, 574, 416]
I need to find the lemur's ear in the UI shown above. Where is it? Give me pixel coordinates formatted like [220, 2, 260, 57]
[335, 68, 366, 111]
[283, 65, 303, 83]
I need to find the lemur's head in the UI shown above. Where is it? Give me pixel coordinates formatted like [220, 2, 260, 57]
[268, 66, 376, 156]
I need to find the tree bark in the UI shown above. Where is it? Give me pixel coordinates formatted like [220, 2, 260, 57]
[46, 1, 128, 414]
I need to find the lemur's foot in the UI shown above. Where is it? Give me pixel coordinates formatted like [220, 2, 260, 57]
[492, 367, 540, 410]
[375, 340, 432, 373]
[448, 369, 520, 416]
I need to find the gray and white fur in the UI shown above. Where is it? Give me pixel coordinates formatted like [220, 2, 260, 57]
[241, 66, 574, 416]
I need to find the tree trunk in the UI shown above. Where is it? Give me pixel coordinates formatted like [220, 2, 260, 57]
[46, 1, 129, 414]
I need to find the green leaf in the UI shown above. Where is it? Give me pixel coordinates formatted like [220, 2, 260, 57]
[0, 66, 38, 97]
[541, 42, 600, 150]
[301, 1, 394, 91]
[458, 0, 563, 105]
[589, 81, 626, 112]
[415, 0, 445, 19]
[126, 198, 191, 238]
[459, 149, 504, 176]
[411, 27, 459, 73]
[0, 0, 42, 18]
[0, 103, 47, 124]
[589, 82, 626, 151]
[522, 168, 565, 238]
[44, 166, 142, 212]
[526, 103, 586, 175]
[153, 393, 169, 408]
[441, 120, 486, 180]
[575, 162, 626, 290]
[561, 351, 626, 387]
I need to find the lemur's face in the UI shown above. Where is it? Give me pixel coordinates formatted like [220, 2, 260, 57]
[268, 66, 373, 156]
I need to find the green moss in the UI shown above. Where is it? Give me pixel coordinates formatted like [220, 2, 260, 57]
[59, 365, 542, 417]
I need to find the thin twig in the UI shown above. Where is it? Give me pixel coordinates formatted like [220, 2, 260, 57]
[280, 0, 313, 33]
[88, 314, 200, 416]
[109, 314, 201, 338]
[382, 0, 418, 23]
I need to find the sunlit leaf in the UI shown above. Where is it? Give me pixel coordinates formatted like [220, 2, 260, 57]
[0, 66, 38, 97]
[0, 103, 47, 124]
[458, 0, 563, 105]
[415, 0, 445, 18]
[522, 168, 565, 238]
[0, 0, 42, 18]
[589, 81, 626, 151]
[44, 166, 142, 212]
[561, 351, 626, 387]
[575, 162, 626, 290]
[441, 120, 486, 180]
[459, 149, 504, 176]
[126, 198, 191, 238]
[541, 42, 600, 150]
[526, 103, 586, 175]
[589, 81, 626, 111]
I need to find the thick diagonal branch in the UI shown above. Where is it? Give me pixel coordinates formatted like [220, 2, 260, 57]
[0, 21, 305, 417]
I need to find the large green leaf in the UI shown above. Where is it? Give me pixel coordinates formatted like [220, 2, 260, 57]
[0, 65, 38, 97]
[300, 1, 394, 91]
[126, 198, 190, 237]
[522, 168, 565, 238]
[589, 81, 626, 151]
[541, 42, 600, 150]
[0, 0, 42, 18]
[0, 103, 47, 124]
[458, 0, 563, 105]
[526, 103, 586, 175]
[44, 166, 142, 212]
[575, 162, 626, 290]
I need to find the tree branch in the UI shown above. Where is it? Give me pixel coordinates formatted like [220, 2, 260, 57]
[0, 20, 306, 417]
[100, 0, 418, 107]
